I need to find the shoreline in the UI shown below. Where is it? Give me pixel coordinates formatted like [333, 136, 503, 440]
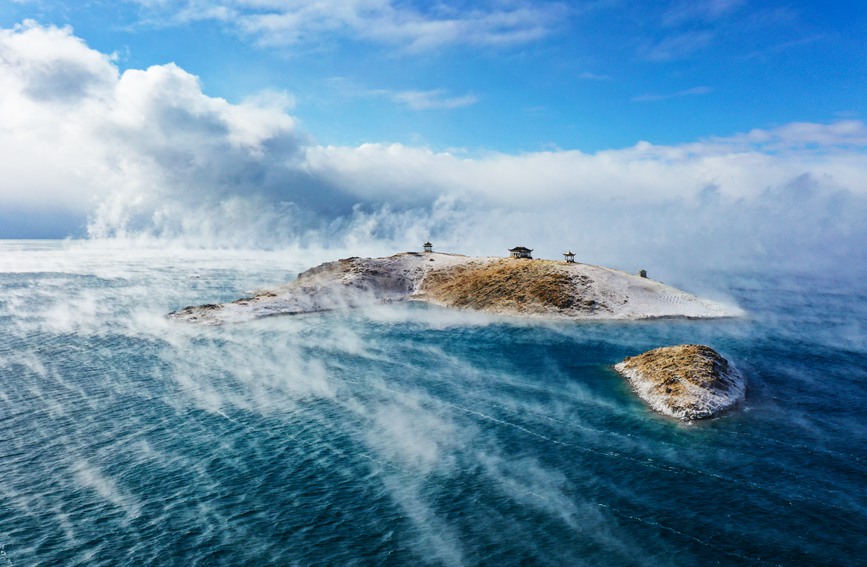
[169, 251, 745, 325]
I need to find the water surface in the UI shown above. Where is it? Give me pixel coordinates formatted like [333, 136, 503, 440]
[0, 241, 864, 565]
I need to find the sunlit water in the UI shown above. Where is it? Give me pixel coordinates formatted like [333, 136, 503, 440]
[0, 241, 864, 566]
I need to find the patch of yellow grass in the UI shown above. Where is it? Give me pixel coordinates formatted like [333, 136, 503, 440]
[619, 344, 732, 396]
[419, 259, 593, 313]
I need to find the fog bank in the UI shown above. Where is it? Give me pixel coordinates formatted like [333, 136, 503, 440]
[1, 22, 865, 277]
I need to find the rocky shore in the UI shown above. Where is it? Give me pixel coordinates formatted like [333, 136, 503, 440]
[168, 252, 743, 325]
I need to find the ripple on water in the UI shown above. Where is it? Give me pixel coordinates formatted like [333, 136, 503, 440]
[0, 243, 865, 565]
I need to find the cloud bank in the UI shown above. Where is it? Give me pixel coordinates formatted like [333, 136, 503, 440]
[1, 21, 865, 276]
[130, 0, 566, 52]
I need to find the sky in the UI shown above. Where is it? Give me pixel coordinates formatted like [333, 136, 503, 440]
[0, 0, 865, 275]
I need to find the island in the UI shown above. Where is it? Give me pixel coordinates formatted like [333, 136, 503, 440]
[614, 344, 746, 419]
[168, 250, 744, 325]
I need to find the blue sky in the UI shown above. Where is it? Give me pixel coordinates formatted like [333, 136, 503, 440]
[2, 0, 864, 152]
[0, 1, 865, 274]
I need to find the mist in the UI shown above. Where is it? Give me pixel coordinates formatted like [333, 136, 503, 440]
[0, 244, 657, 563]
[2, 22, 866, 281]
[1, 230, 864, 564]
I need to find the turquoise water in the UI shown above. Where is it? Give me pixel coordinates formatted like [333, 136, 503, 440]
[0, 242, 864, 565]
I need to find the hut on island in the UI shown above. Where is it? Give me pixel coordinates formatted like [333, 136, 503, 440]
[563, 251, 576, 263]
[508, 246, 533, 259]
[423, 242, 433, 253]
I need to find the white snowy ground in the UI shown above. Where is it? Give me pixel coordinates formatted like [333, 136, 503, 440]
[168, 252, 745, 325]
[615, 357, 746, 420]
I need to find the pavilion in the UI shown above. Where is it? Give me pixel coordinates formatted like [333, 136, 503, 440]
[508, 246, 533, 259]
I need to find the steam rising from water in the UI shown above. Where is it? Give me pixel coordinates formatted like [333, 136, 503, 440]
[0, 242, 864, 564]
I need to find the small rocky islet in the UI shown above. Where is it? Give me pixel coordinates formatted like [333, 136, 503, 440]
[614, 344, 745, 420]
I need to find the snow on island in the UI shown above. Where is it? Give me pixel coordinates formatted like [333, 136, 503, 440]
[615, 344, 746, 420]
[167, 251, 744, 325]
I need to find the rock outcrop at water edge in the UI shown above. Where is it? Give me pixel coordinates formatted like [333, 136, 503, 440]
[614, 344, 745, 420]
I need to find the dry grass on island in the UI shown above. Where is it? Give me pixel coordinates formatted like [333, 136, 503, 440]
[615, 344, 745, 420]
[417, 259, 603, 315]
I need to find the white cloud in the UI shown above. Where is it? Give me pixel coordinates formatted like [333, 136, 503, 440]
[306, 129, 867, 207]
[662, 0, 745, 26]
[392, 89, 478, 110]
[128, 0, 566, 52]
[632, 85, 712, 102]
[317, 78, 476, 111]
[639, 30, 715, 61]
[735, 120, 867, 148]
[1, 22, 865, 274]
[743, 34, 826, 60]
[577, 72, 611, 81]
[0, 21, 307, 241]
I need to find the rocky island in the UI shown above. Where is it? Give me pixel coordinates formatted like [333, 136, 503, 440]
[614, 344, 745, 419]
[168, 251, 743, 325]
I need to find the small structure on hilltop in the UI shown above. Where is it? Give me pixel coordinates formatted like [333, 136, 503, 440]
[423, 242, 433, 253]
[509, 246, 533, 259]
[638, 269, 647, 278]
[563, 251, 576, 263]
